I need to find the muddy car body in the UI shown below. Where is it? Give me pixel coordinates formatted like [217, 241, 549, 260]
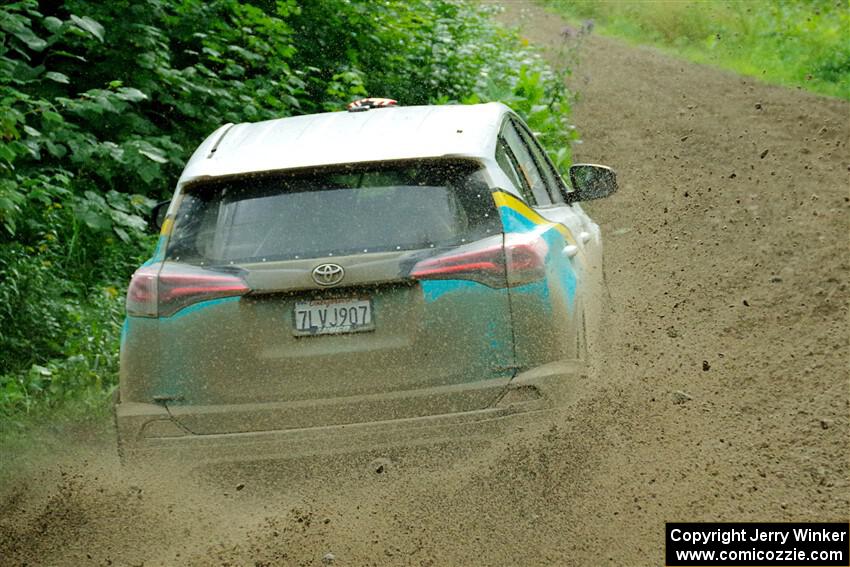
[115, 102, 616, 461]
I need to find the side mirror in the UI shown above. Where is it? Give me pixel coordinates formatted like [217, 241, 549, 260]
[148, 200, 170, 234]
[568, 164, 618, 202]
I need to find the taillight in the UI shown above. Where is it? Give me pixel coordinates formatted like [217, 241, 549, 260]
[505, 235, 549, 287]
[410, 235, 547, 289]
[126, 265, 159, 317]
[126, 263, 249, 318]
[410, 243, 506, 288]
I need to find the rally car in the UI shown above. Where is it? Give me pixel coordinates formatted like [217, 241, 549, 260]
[115, 99, 617, 461]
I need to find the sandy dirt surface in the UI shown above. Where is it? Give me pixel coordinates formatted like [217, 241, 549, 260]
[1, 2, 848, 565]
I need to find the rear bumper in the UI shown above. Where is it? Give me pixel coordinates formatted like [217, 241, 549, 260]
[115, 360, 585, 463]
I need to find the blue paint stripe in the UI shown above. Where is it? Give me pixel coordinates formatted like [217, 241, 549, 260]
[160, 296, 242, 320]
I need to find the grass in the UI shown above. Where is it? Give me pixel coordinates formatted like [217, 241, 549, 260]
[542, 0, 850, 100]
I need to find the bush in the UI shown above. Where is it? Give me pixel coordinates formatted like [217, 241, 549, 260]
[0, 0, 577, 418]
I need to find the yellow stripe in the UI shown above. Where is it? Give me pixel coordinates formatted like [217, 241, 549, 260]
[492, 191, 579, 247]
[160, 217, 173, 236]
[159, 192, 185, 237]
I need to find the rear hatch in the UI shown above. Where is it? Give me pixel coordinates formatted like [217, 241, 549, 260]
[123, 160, 519, 433]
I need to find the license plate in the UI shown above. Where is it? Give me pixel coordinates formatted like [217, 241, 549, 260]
[293, 298, 374, 336]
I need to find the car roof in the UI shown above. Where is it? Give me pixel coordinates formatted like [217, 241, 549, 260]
[178, 102, 511, 185]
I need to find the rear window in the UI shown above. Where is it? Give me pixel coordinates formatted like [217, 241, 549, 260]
[166, 160, 500, 265]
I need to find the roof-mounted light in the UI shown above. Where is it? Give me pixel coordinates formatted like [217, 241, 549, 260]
[347, 97, 398, 112]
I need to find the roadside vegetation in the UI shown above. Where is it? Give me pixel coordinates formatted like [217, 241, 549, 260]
[0, 0, 578, 430]
[544, 0, 850, 100]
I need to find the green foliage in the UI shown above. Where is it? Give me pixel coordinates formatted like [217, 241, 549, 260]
[544, 0, 850, 100]
[0, 286, 124, 416]
[0, 0, 577, 419]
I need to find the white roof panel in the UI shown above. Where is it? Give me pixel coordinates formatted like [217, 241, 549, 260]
[179, 102, 510, 184]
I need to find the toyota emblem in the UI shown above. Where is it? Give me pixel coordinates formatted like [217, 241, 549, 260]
[311, 263, 345, 286]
